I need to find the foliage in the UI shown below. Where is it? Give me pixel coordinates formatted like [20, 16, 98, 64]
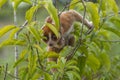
[0, 0, 120, 80]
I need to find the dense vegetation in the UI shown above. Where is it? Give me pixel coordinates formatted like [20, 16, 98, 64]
[0, 0, 120, 80]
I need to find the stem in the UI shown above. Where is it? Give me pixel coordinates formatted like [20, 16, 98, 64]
[66, 0, 87, 61]
[4, 63, 8, 80]
[14, 9, 18, 80]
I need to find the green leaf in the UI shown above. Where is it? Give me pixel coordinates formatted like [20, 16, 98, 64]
[27, 25, 40, 40]
[25, 6, 38, 23]
[103, 25, 120, 37]
[107, 0, 118, 15]
[69, 0, 80, 9]
[87, 54, 100, 72]
[66, 60, 77, 67]
[20, 49, 28, 58]
[13, 57, 25, 68]
[44, 72, 52, 80]
[46, 23, 60, 38]
[86, 2, 100, 29]
[33, 44, 44, 53]
[77, 55, 86, 74]
[0, 25, 16, 38]
[99, 53, 111, 72]
[9, 27, 20, 39]
[12, 0, 31, 10]
[46, 51, 59, 58]
[44, 0, 59, 30]
[66, 71, 81, 80]
[66, 72, 74, 80]
[0, 39, 25, 48]
[67, 66, 80, 72]
[0, 0, 7, 8]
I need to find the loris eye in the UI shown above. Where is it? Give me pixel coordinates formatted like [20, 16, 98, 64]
[43, 35, 49, 42]
[52, 35, 57, 41]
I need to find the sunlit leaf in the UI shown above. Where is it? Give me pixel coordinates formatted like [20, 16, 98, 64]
[20, 49, 28, 58]
[25, 6, 38, 23]
[12, 0, 31, 10]
[107, 0, 118, 15]
[44, 72, 52, 80]
[46, 51, 59, 58]
[69, 0, 80, 9]
[0, 0, 7, 8]
[33, 44, 44, 53]
[27, 25, 41, 40]
[0, 25, 16, 38]
[0, 39, 25, 48]
[46, 23, 60, 38]
[44, 0, 59, 30]
[13, 57, 25, 68]
[9, 27, 20, 39]
[86, 2, 100, 29]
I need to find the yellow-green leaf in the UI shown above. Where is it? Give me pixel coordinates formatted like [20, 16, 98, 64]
[44, 0, 59, 30]
[0, 25, 16, 38]
[12, 0, 31, 10]
[46, 23, 60, 38]
[46, 51, 59, 58]
[33, 44, 44, 53]
[0, 0, 7, 8]
[0, 39, 25, 48]
[9, 27, 20, 39]
[25, 6, 38, 22]
[27, 25, 40, 40]
[86, 2, 100, 30]
[87, 54, 100, 72]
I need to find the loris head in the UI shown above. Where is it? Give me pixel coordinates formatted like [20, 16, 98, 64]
[42, 17, 65, 52]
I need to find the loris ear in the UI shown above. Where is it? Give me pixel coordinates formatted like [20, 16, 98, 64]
[45, 16, 52, 23]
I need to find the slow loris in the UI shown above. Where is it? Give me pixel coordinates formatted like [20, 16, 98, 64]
[42, 10, 93, 62]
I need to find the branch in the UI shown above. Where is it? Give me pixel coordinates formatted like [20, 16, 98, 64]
[4, 63, 8, 80]
[66, 0, 87, 61]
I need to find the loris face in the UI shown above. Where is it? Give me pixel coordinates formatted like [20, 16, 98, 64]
[42, 25, 65, 52]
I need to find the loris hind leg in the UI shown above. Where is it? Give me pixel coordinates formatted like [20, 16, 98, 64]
[68, 35, 75, 46]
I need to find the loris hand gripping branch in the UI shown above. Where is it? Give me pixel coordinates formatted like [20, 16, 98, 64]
[42, 10, 94, 62]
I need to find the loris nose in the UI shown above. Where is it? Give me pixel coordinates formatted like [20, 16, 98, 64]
[49, 43, 53, 46]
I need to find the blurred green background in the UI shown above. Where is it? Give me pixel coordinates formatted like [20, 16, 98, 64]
[0, 0, 120, 79]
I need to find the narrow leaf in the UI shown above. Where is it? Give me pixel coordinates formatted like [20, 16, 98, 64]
[13, 57, 24, 68]
[44, 0, 59, 30]
[9, 27, 20, 39]
[0, 39, 25, 48]
[25, 6, 38, 22]
[27, 25, 40, 40]
[46, 23, 60, 38]
[87, 54, 100, 72]
[86, 2, 100, 29]
[0, 25, 16, 38]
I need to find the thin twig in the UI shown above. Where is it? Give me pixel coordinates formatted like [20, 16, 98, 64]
[100, 40, 120, 43]
[14, 9, 19, 80]
[3, 70, 20, 79]
[35, 42, 44, 69]
[59, 0, 81, 16]
[66, 0, 87, 61]
[4, 63, 8, 80]
[98, 0, 103, 14]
